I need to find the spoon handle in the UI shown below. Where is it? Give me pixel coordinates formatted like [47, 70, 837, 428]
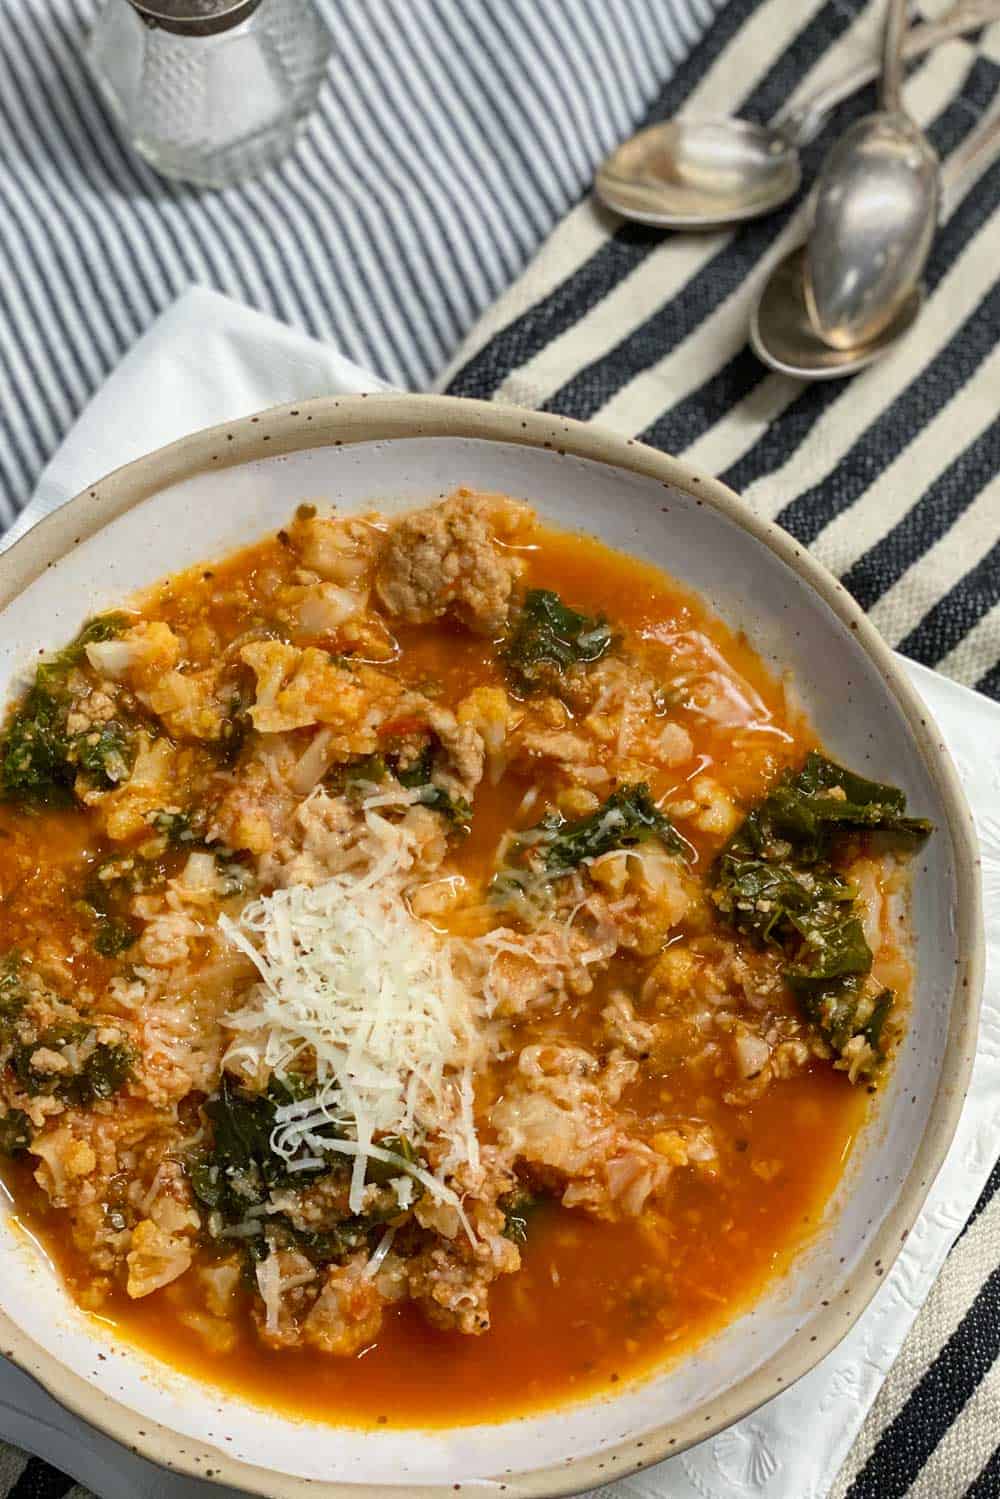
[773, 2, 1000, 146]
[880, 0, 909, 115]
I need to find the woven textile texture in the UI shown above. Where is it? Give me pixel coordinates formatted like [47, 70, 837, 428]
[0, 1, 999, 1496]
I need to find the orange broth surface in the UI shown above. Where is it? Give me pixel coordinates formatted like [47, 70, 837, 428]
[0, 516, 870, 1427]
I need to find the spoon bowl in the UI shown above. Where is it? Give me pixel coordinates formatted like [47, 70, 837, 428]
[595, 116, 800, 228]
[751, 244, 923, 378]
[749, 61, 1000, 380]
[804, 112, 940, 347]
[803, 0, 941, 348]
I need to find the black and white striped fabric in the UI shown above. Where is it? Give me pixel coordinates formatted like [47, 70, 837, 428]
[0, 0, 720, 517]
[1, 2, 999, 1498]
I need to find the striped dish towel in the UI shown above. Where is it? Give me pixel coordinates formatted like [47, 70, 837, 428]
[442, 0, 1000, 706]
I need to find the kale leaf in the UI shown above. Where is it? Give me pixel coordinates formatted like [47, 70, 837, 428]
[503, 589, 613, 692]
[862, 988, 894, 1050]
[795, 977, 895, 1056]
[543, 784, 685, 872]
[534, 784, 684, 878]
[0, 614, 130, 803]
[79, 861, 145, 957]
[784, 904, 872, 985]
[189, 1075, 404, 1272]
[390, 746, 472, 830]
[363, 1132, 425, 1191]
[92, 917, 139, 958]
[188, 1074, 333, 1221]
[349, 752, 389, 785]
[58, 614, 130, 667]
[732, 750, 932, 865]
[76, 1040, 133, 1102]
[324, 753, 389, 799]
[714, 753, 931, 1071]
[0, 1109, 31, 1155]
[0, 679, 73, 802]
[393, 745, 433, 789]
[12, 1025, 132, 1105]
[715, 855, 857, 951]
[491, 785, 684, 909]
[330, 741, 472, 831]
[0, 953, 26, 1043]
[218, 688, 252, 769]
[69, 721, 133, 788]
[261, 1213, 370, 1267]
[409, 782, 473, 832]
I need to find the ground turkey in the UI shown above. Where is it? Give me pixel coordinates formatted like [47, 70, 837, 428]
[374, 489, 531, 635]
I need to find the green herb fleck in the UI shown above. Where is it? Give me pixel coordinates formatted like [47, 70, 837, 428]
[0, 952, 26, 1042]
[0, 1109, 31, 1155]
[149, 809, 200, 846]
[12, 1025, 132, 1105]
[500, 1188, 538, 1245]
[93, 917, 139, 958]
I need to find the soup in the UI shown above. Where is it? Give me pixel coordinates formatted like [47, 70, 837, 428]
[0, 491, 929, 1425]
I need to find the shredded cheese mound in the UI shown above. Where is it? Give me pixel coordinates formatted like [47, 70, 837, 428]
[219, 802, 485, 1217]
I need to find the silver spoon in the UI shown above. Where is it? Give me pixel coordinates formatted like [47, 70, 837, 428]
[594, 2, 1000, 230]
[750, 107, 1000, 378]
[803, 0, 940, 348]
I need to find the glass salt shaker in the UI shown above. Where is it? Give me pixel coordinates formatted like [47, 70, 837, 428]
[87, 0, 332, 189]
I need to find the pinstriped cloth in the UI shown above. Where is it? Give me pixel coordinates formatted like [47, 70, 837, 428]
[1, 4, 1000, 1499]
[0, 0, 720, 513]
[438, 6, 1000, 1498]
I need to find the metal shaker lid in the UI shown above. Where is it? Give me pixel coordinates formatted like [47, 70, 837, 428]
[128, 0, 263, 35]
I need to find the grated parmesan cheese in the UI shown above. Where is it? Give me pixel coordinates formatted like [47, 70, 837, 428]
[363, 1226, 396, 1280]
[255, 1252, 282, 1335]
[219, 795, 487, 1220]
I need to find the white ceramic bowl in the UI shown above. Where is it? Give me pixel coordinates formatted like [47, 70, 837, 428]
[0, 396, 982, 1498]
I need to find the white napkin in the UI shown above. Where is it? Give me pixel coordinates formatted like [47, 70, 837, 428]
[1, 286, 391, 554]
[1, 289, 996, 1499]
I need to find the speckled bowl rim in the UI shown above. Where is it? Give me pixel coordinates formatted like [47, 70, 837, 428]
[0, 394, 983, 1498]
